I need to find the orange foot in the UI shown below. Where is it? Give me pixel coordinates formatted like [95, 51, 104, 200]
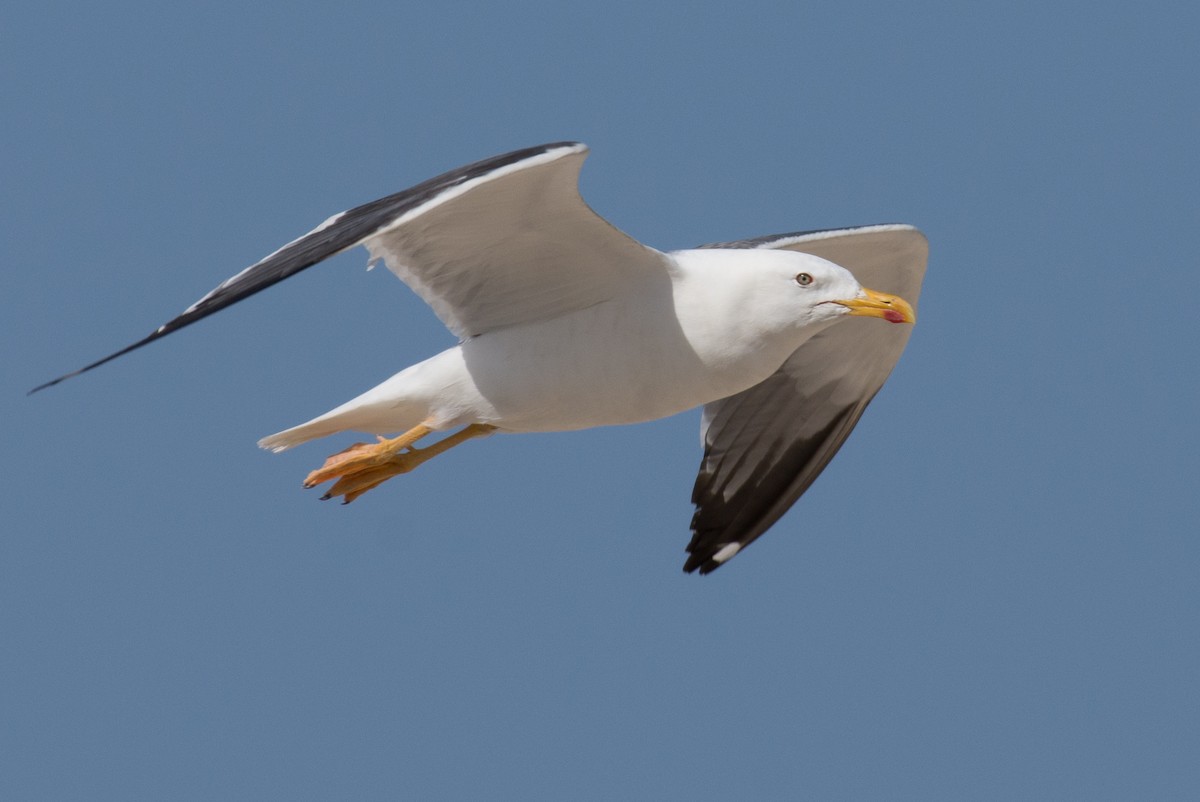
[302, 423, 497, 504]
[302, 439, 403, 489]
[318, 451, 425, 504]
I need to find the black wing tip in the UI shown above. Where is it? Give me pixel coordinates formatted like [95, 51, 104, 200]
[682, 543, 733, 575]
[28, 376, 67, 395]
[27, 141, 588, 398]
[28, 327, 171, 395]
[28, 371, 87, 394]
[682, 560, 723, 575]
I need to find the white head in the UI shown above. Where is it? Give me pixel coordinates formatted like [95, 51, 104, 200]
[665, 247, 916, 394]
[675, 248, 915, 338]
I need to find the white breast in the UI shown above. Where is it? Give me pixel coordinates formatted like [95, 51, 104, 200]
[453, 254, 811, 433]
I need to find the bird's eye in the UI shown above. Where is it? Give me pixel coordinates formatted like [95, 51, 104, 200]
[795, 273, 814, 287]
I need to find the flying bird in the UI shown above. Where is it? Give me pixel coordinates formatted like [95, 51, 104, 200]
[33, 142, 926, 573]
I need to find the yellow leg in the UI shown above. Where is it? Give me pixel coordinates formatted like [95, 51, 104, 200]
[308, 423, 498, 504]
[303, 423, 433, 489]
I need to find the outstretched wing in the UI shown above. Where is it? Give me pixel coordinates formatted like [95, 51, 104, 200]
[684, 225, 927, 574]
[32, 141, 666, 392]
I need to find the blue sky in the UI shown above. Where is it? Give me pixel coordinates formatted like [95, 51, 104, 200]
[4, 1, 1198, 799]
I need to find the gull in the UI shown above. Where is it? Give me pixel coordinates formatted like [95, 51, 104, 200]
[32, 142, 926, 574]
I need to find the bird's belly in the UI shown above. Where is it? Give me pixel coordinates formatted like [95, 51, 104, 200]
[454, 305, 769, 433]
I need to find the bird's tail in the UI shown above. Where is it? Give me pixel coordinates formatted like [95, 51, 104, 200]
[257, 419, 346, 453]
[258, 361, 440, 453]
[258, 402, 428, 453]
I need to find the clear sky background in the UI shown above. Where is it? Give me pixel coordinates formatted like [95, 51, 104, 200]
[4, 1, 1198, 799]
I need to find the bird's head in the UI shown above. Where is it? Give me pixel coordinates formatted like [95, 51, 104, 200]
[669, 248, 916, 374]
[731, 250, 916, 331]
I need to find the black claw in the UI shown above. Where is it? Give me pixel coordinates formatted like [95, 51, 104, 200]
[319, 493, 332, 501]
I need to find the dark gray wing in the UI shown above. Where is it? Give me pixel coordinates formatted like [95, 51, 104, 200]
[32, 141, 664, 393]
[684, 225, 927, 573]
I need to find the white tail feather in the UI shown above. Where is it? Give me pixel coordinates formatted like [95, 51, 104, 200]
[257, 399, 430, 453]
[258, 420, 346, 452]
